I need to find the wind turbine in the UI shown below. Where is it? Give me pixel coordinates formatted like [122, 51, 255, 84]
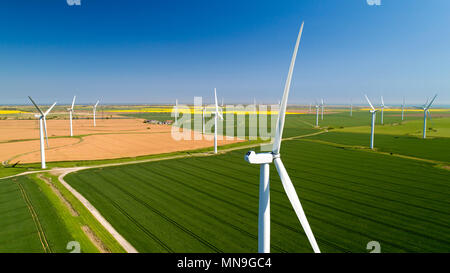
[401, 97, 405, 121]
[315, 101, 320, 127]
[174, 99, 178, 125]
[364, 95, 378, 149]
[68, 96, 76, 136]
[244, 21, 320, 253]
[320, 98, 324, 120]
[213, 88, 223, 154]
[350, 99, 353, 117]
[93, 100, 100, 127]
[380, 96, 388, 125]
[28, 97, 57, 169]
[202, 104, 206, 134]
[420, 94, 437, 139]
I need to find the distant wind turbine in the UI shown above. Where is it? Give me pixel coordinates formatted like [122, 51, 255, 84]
[214, 88, 223, 154]
[320, 98, 324, 120]
[244, 21, 320, 253]
[420, 94, 437, 139]
[380, 96, 388, 125]
[350, 99, 353, 117]
[28, 96, 57, 169]
[93, 100, 99, 127]
[174, 99, 178, 124]
[202, 105, 206, 134]
[401, 97, 405, 121]
[365, 95, 378, 149]
[315, 101, 320, 127]
[68, 96, 76, 136]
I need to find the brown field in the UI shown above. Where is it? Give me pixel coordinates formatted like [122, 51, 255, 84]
[0, 119, 242, 164]
[0, 118, 167, 142]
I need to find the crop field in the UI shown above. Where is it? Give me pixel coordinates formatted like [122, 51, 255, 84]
[63, 110, 450, 252]
[0, 174, 125, 253]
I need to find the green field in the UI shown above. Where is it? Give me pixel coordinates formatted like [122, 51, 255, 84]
[63, 110, 450, 252]
[0, 174, 125, 253]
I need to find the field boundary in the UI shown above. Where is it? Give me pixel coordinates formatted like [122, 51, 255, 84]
[16, 182, 51, 253]
[57, 169, 138, 253]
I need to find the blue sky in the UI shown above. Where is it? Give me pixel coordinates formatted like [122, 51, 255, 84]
[0, 0, 449, 105]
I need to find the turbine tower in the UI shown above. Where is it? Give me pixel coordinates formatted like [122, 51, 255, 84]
[380, 96, 387, 125]
[174, 99, 178, 125]
[365, 95, 378, 149]
[213, 88, 223, 154]
[202, 105, 206, 134]
[244, 21, 320, 253]
[421, 94, 437, 139]
[315, 102, 320, 127]
[93, 100, 99, 127]
[401, 97, 405, 121]
[320, 98, 324, 120]
[350, 99, 353, 117]
[68, 96, 76, 136]
[28, 97, 57, 169]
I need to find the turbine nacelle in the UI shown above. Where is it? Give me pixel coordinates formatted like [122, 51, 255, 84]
[244, 151, 273, 164]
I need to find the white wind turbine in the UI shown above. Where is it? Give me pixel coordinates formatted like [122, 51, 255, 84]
[320, 98, 324, 120]
[202, 104, 206, 134]
[365, 95, 378, 149]
[244, 21, 320, 253]
[93, 100, 100, 127]
[213, 88, 223, 154]
[174, 99, 179, 125]
[420, 94, 437, 139]
[401, 97, 405, 121]
[350, 99, 353, 117]
[315, 101, 320, 127]
[380, 96, 388, 125]
[67, 96, 76, 136]
[28, 97, 57, 169]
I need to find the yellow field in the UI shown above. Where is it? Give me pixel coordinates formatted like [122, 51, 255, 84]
[109, 107, 305, 115]
[0, 110, 30, 114]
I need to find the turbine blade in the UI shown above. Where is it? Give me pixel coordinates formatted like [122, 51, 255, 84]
[71, 96, 76, 109]
[364, 95, 375, 110]
[274, 158, 320, 253]
[94, 100, 99, 108]
[272, 21, 304, 155]
[43, 116, 49, 147]
[381, 96, 384, 106]
[28, 96, 44, 116]
[214, 88, 220, 117]
[44, 102, 57, 116]
[426, 94, 437, 109]
[423, 97, 429, 107]
[427, 110, 434, 127]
